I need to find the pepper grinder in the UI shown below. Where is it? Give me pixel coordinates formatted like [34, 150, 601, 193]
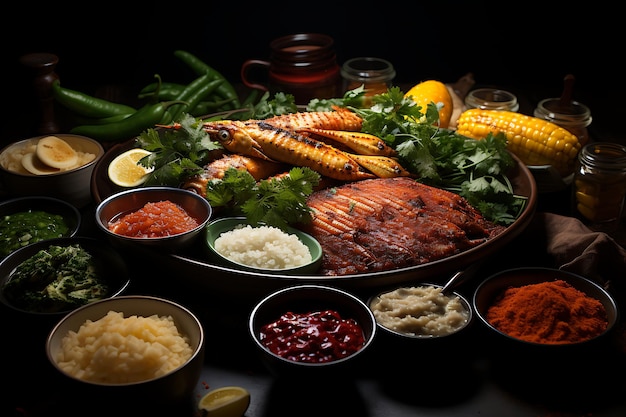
[19, 52, 61, 135]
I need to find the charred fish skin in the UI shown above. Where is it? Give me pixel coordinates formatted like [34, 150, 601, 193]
[263, 107, 363, 131]
[203, 119, 376, 181]
[298, 128, 397, 157]
[304, 177, 506, 276]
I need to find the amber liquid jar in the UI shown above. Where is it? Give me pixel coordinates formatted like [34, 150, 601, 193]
[534, 98, 592, 147]
[241, 33, 341, 104]
[341, 57, 396, 98]
[464, 88, 519, 112]
[572, 142, 626, 225]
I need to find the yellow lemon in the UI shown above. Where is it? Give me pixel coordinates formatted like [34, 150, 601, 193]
[404, 80, 454, 129]
[198, 386, 251, 417]
[107, 148, 154, 187]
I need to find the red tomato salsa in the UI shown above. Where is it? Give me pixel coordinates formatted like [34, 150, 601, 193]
[259, 309, 365, 363]
[108, 200, 199, 238]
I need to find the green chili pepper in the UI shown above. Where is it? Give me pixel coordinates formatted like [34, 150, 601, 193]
[166, 73, 212, 121]
[138, 82, 188, 101]
[72, 113, 133, 126]
[174, 50, 241, 109]
[190, 97, 237, 116]
[69, 100, 185, 142]
[170, 78, 224, 122]
[51, 80, 136, 118]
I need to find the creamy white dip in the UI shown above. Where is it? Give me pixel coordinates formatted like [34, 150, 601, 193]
[369, 285, 470, 337]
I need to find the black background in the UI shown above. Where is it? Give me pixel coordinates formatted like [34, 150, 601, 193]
[3, 1, 624, 144]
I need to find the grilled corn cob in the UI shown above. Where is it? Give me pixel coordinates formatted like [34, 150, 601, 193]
[456, 109, 581, 176]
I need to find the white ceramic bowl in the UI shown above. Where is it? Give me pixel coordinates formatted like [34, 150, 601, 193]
[46, 295, 205, 411]
[0, 134, 104, 208]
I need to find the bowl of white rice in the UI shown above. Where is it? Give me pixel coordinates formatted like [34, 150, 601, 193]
[45, 295, 205, 409]
[205, 217, 323, 275]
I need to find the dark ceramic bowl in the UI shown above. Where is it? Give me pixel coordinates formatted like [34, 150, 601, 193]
[248, 285, 376, 378]
[46, 295, 205, 410]
[94, 186, 212, 253]
[0, 134, 104, 208]
[0, 236, 131, 317]
[205, 216, 323, 275]
[368, 283, 473, 341]
[0, 196, 81, 259]
[473, 267, 619, 349]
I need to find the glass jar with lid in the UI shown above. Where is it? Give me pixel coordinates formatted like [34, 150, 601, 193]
[572, 142, 626, 225]
[534, 98, 592, 146]
[464, 88, 519, 112]
[341, 57, 396, 98]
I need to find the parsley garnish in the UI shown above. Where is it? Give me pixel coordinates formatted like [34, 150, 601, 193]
[206, 166, 321, 230]
[135, 114, 222, 187]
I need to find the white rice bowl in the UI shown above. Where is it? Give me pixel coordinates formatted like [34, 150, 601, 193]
[214, 224, 312, 270]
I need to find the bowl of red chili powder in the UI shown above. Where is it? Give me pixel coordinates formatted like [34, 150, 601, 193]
[95, 186, 212, 253]
[473, 267, 619, 347]
[248, 285, 377, 377]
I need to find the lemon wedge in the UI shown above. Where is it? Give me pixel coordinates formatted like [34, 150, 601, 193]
[107, 148, 154, 187]
[198, 386, 250, 417]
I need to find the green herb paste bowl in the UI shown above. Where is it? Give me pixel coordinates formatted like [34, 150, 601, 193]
[0, 196, 81, 259]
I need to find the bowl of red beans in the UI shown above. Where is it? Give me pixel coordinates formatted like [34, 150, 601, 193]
[94, 186, 212, 253]
[248, 284, 377, 378]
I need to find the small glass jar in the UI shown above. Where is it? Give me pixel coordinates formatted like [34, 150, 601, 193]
[341, 57, 395, 98]
[464, 88, 519, 112]
[572, 142, 626, 225]
[534, 98, 592, 146]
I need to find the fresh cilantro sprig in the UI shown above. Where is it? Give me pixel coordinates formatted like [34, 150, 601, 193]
[206, 166, 321, 230]
[333, 87, 525, 225]
[135, 114, 222, 186]
[208, 91, 299, 121]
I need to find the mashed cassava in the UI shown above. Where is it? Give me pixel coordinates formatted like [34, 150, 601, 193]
[55, 310, 192, 384]
[370, 285, 470, 337]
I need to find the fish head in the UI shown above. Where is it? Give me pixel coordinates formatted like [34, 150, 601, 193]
[202, 120, 268, 160]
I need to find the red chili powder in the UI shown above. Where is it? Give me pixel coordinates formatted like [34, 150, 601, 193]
[108, 200, 199, 238]
[486, 279, 608, 344]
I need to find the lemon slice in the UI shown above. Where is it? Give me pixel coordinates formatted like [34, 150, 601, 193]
[107, 148, 154, 187]
[198, 386, 250, 417]
[36, 136, 78, 169]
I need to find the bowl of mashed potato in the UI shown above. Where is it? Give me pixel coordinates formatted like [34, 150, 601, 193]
[0, 134, 104, 208]
[45, 295, 205, 412]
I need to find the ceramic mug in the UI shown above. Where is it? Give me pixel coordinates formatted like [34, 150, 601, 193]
[240, 33, 341, 104]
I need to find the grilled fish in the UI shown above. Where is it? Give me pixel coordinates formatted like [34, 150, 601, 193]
[301, 177, 506, 276]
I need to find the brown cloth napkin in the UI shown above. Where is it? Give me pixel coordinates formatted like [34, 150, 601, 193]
[531, 212, 626, 292]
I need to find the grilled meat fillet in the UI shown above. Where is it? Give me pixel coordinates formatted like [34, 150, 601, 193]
[302, 177, 506, 276]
